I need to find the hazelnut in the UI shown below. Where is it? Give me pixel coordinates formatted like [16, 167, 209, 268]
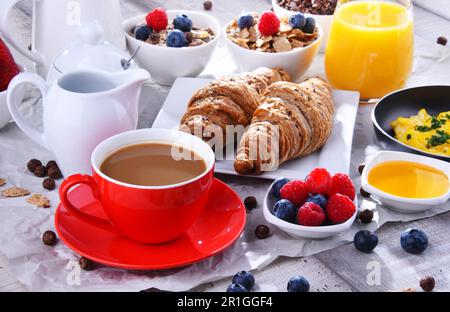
[419, 276, 435, 292]
[255, 225, 270, 239]
[46, 160, 58, 170]
[437, 36, 447, 46]
[43, 178, 56, 191]
[42, 230, 58, 246]
[244, 196, 258, 211]
[48, 166, 63, 180]
[203, 1, 213, 10]
[33, 165, 47, 178]
[27, 159, 42, 173]
[79, 257, 95, 271]
[359, 209, 374, 224]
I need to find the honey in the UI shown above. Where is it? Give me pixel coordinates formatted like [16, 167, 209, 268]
[368, 161, 449, 199]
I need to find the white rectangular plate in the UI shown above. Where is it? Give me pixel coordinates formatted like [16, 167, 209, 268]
[152, 78, 360, 180]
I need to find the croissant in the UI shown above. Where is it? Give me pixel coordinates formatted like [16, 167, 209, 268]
[234, 77, 334, 175]
[180, 68, 291, 146]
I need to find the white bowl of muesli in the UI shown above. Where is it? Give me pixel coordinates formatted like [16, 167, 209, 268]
[272, 0, 336, 52]
[224, 13, 322, 81]
[124, 10, 221, 85]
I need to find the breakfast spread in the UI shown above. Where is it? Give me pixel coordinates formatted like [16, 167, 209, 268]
[235, 77, 334, 174]
[277, 0, 338, 15]
[131, 8, 215, 48]
[226, 12, 319, 52]
[1, 0, 449, 294]
[391, 109, 450, 156]
[180, 67, 291, 148]
[368, 161, 449, 199]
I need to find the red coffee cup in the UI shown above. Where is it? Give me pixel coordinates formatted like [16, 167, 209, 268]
[59, 129, 215, 244]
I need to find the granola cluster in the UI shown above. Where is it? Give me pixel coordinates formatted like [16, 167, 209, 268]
[226, 15, 318, 53]
[278, 0, 338, 15]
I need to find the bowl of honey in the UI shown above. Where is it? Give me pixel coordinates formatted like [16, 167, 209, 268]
[361, 151, 450, 213]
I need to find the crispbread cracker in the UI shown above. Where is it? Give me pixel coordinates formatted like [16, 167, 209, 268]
[1, 187, 30, 198]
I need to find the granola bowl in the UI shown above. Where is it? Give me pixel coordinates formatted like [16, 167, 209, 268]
[224, 19, 322, 81]
[272, 0, 334, 52]
[123, 10, 221, 86]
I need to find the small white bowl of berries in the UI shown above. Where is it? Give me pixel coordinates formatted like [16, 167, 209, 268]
[263, 168, 357, 239]
[123, 8, 221, 85]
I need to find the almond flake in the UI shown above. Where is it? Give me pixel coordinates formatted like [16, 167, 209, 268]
[273, 37, 292, 52]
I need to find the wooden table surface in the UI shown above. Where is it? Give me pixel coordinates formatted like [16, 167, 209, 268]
[1, 0, 449, 292]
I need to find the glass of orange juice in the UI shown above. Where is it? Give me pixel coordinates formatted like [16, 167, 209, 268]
[325, 0, 414, 99]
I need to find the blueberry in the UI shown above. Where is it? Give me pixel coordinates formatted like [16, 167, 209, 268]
[287, 276, 310, 292]
[401, 229, 428, 254]
[237, 14, 254, 29]
[134, 25, 152, 41]
[232, 271, 255, 290]
[302, 17, 316, 34]
[166, 30, 187, 48]
[272, 199, 297, 223]
[272, 178, 290, 197]
[306, 194, 327, 209]
[289, 13, 306, 29]
[226, 283, 248, 292]
[173, 14, 193, 32]
[354, 230, 378, 253]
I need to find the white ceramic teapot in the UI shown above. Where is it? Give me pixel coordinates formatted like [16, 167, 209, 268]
[7, 69, 150, 176]
[0, 0, 126, 77]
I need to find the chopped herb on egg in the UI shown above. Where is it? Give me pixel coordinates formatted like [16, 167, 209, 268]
[427, 130, 450, 148]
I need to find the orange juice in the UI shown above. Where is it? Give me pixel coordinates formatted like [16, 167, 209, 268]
[368, 161, 449, 199]
[325, 1, 414, 99]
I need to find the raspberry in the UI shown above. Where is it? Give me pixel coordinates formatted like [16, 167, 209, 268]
[305, 168, 331, 195]
[280, 180, 308, 207]
[257, 11, 280, 36]
[328, 173, 355, 200]
[146, 8, 168, 31]
[326, 194, 356, 224]
[297, 202, 325, 226]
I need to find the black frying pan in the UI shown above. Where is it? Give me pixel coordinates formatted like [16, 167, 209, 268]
[372, 85, 450, 161]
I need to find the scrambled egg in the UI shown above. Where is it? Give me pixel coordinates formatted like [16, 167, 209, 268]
[391, 109, 450, 156]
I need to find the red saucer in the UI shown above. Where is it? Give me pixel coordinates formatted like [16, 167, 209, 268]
[55, 178, 246, 270]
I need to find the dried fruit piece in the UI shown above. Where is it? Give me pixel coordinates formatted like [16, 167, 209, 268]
[42, 231, 58, 246]
[79, 257, 95, 271]
[419, 276, 435, 292]
[203, 1, 213, 10]
[45, 161, 58, 170]
[27, 194, 50, 208]
[47, 166, 63, 179]
[244, 196, 258, 211]
[437, 36, 447, 46]
[33, 165, 47, 178]
[43, 178, 56, 191]
[359, 209, 374, 224]
[255, 225, 270, 239]
[27, 159, 42, 173]
[1, 187, 30, 197]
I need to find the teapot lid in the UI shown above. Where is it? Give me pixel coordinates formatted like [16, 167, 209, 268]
[52, 21, 131, 74]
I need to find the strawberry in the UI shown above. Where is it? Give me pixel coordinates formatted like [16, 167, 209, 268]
[326, 194, 356, 224]
[146, 8, 168, 32]
[305, 168, 331, 195]
[280, 180, 309, 207]
[257, 11, 280, 36]
[328, 173, 356, 200]
[0, 38, 20, 92]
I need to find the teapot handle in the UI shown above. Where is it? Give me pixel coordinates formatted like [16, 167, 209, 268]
[0, 0, 45, 65]
[7, 73, 48, 149]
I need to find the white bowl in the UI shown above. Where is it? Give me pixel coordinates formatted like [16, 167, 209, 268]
[263, 180, 357, 239]
[123, 10, 221, 86]
[0, 89, 10, 129]
[361, 151, 450, 213]
[272, 0, 333, 53]
[224, 22, 322, 81]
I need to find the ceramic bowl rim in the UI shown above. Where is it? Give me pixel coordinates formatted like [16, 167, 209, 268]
[123, 10, 221, 52]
